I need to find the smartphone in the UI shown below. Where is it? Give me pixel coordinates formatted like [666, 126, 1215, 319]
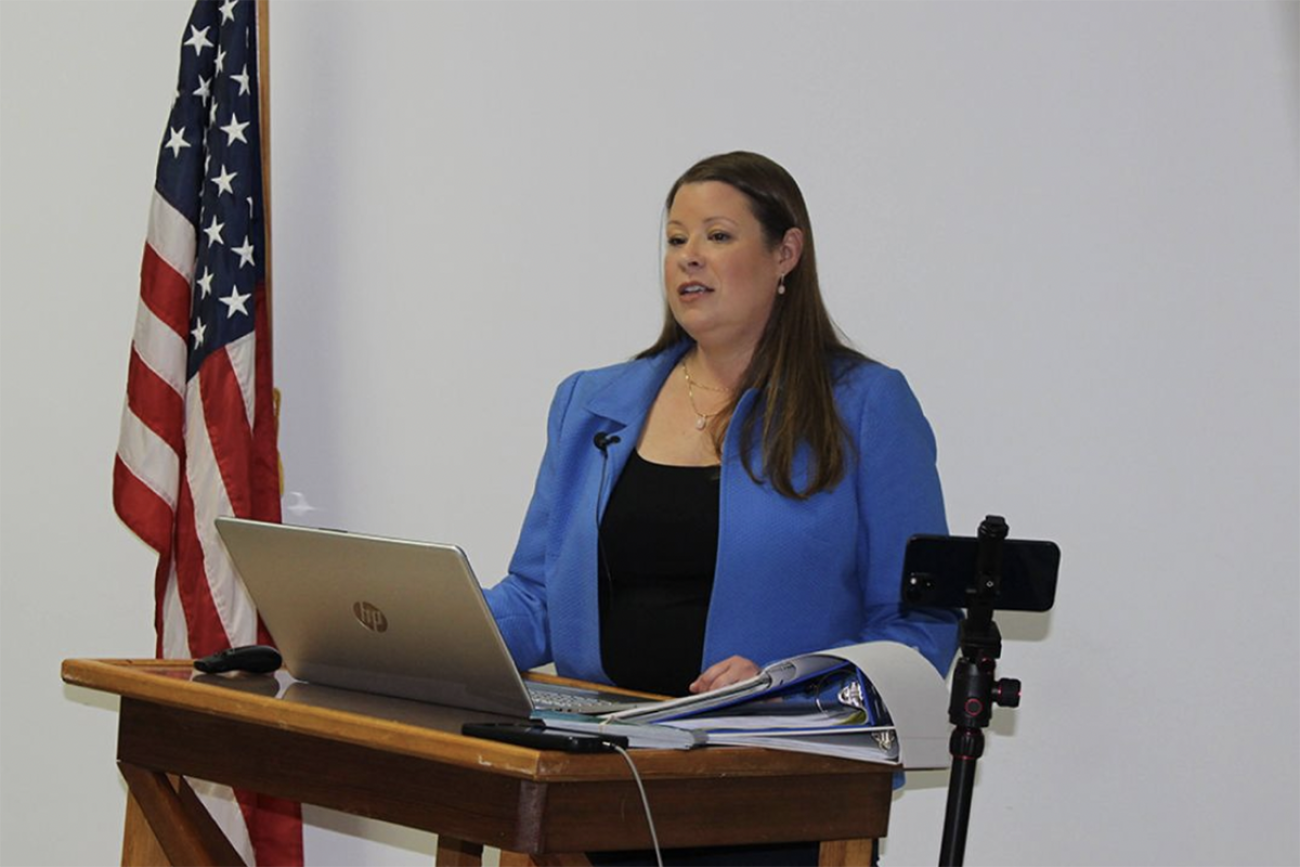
[901, 534, 1060, 612]
[461, 722, 629, 753]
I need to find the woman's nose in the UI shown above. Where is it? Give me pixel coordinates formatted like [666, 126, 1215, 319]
[679, 239, 702, 269]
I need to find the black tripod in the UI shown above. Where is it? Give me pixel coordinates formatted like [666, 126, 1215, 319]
[939, 515, 1022, 867]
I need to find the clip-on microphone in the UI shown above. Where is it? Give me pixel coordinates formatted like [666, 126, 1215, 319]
[593, 431, 621, 454]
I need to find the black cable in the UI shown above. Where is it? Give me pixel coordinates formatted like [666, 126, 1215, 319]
[611, 744, 663, 867]
[594, 432, 621, 607]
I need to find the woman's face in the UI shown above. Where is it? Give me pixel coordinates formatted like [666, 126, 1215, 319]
[663, 181, 788, 352]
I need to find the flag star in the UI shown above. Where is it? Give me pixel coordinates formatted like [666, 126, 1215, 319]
[204, 152, 212, 175]
[184, 25, 213, 56]
[210, 164, 237, 196]
[231, 65, 251, 96]
[220, 113, 250, 145]
[192, 318, 207, 347]
[220, 286, 252, 318]
[215, 47, 227, 75]
[164, 126, 190, 158]
[193, 74, 211, 103]
[219, 0, 238, 23]
[204, 215, 225, 247]
[209, 97, 220, 126]
[233, 236, 256, 268]
[197, 268, 215, 298]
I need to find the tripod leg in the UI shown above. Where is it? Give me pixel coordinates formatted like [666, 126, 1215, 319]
[938, 729, 982, 866]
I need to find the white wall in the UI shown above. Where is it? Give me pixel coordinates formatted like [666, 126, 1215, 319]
[2, 2, 1297, 865]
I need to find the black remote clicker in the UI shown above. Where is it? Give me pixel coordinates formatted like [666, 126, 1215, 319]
[193, 644, 283, 674]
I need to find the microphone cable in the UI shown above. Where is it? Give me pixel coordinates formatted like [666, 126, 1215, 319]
[593, 432, 621, 607]
[610, 744, 663, 867]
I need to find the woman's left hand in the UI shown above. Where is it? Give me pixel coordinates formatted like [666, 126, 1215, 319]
[689, 655, 761, 694]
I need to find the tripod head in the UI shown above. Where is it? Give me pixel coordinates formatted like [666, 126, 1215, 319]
[958, 515, 1010, 660]
[903, 514, 1060, 725]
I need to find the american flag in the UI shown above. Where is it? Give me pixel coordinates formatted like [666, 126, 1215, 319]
[113, 1, 301, 862]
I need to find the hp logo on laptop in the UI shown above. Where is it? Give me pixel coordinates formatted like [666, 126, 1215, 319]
[353, 601, 389, 633]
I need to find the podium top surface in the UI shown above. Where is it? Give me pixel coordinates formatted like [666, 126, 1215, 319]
[63, 658, 893, 783]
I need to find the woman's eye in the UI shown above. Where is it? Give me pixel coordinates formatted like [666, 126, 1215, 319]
[667, 236, 686, 247]
[709, 231, 732, 242]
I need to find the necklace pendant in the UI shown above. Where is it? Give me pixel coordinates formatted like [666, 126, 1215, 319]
[695, 415, 708, 431]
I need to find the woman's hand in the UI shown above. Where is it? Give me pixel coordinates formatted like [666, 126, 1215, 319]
[689, 655, 761, 694]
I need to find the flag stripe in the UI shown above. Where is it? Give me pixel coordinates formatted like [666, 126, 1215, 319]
[249, 285, 280, 520]
[180, 369, 254, 653]
[200, 337, 257, 519]
[193, 781, 257, 866]
[126, 348, 187, 455]
[226, 323, 259, 429]
[116, 408, 180, 512]
[113, 457, 175, 555]
[172, 467, 231, 658]
[191, 362, 260, 645]
[236, 791, 303, 866]
[139, 242, 193, 340]
[146, 189, 198, 285]
[131, 299, 189, 396]
[158, 559, 189, 659]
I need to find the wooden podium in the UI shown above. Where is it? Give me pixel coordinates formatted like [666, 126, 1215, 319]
[62, 659, 893, 866]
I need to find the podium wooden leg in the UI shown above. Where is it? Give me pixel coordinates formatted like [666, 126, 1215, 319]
[123, 789, 170, 867]
[819, 838, 877, 867]
[498, 852, 592, 866]
[496, 841, 872, 866]
[117, 764, 245, 867]
[436, 837, 484, 866]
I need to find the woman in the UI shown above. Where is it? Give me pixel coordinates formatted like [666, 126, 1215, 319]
[485, 151, 959, 702]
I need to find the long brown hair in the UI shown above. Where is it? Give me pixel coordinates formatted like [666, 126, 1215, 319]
[639, 151, 866, 499]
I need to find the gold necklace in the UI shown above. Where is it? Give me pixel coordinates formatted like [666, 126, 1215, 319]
[681, 360, 731, 431]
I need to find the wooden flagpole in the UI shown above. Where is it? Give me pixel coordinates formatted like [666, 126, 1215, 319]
[256, 0, 272, 299]
[255, 0, 284, 495]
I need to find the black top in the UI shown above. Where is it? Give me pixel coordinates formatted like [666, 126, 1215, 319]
[599, 450, 721, 697]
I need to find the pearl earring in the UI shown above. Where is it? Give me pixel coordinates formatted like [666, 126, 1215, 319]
[777, 275, 786, 295]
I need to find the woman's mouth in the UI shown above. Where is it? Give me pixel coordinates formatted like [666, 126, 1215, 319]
[678, 282, 714, 297]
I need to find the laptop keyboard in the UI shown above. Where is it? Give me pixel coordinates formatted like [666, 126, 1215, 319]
[527, 684, 642, 715]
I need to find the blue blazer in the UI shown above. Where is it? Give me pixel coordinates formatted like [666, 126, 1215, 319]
[485, 343, 960, 684]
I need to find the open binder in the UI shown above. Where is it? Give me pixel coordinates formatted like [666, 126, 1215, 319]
[538, 641, 950, 768]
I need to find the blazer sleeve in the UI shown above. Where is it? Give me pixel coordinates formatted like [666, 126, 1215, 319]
[482, 372, 582, 671]
[852, 366, 962, 674]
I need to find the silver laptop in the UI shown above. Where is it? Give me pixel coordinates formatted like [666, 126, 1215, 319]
[214, 517, 643, 718]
